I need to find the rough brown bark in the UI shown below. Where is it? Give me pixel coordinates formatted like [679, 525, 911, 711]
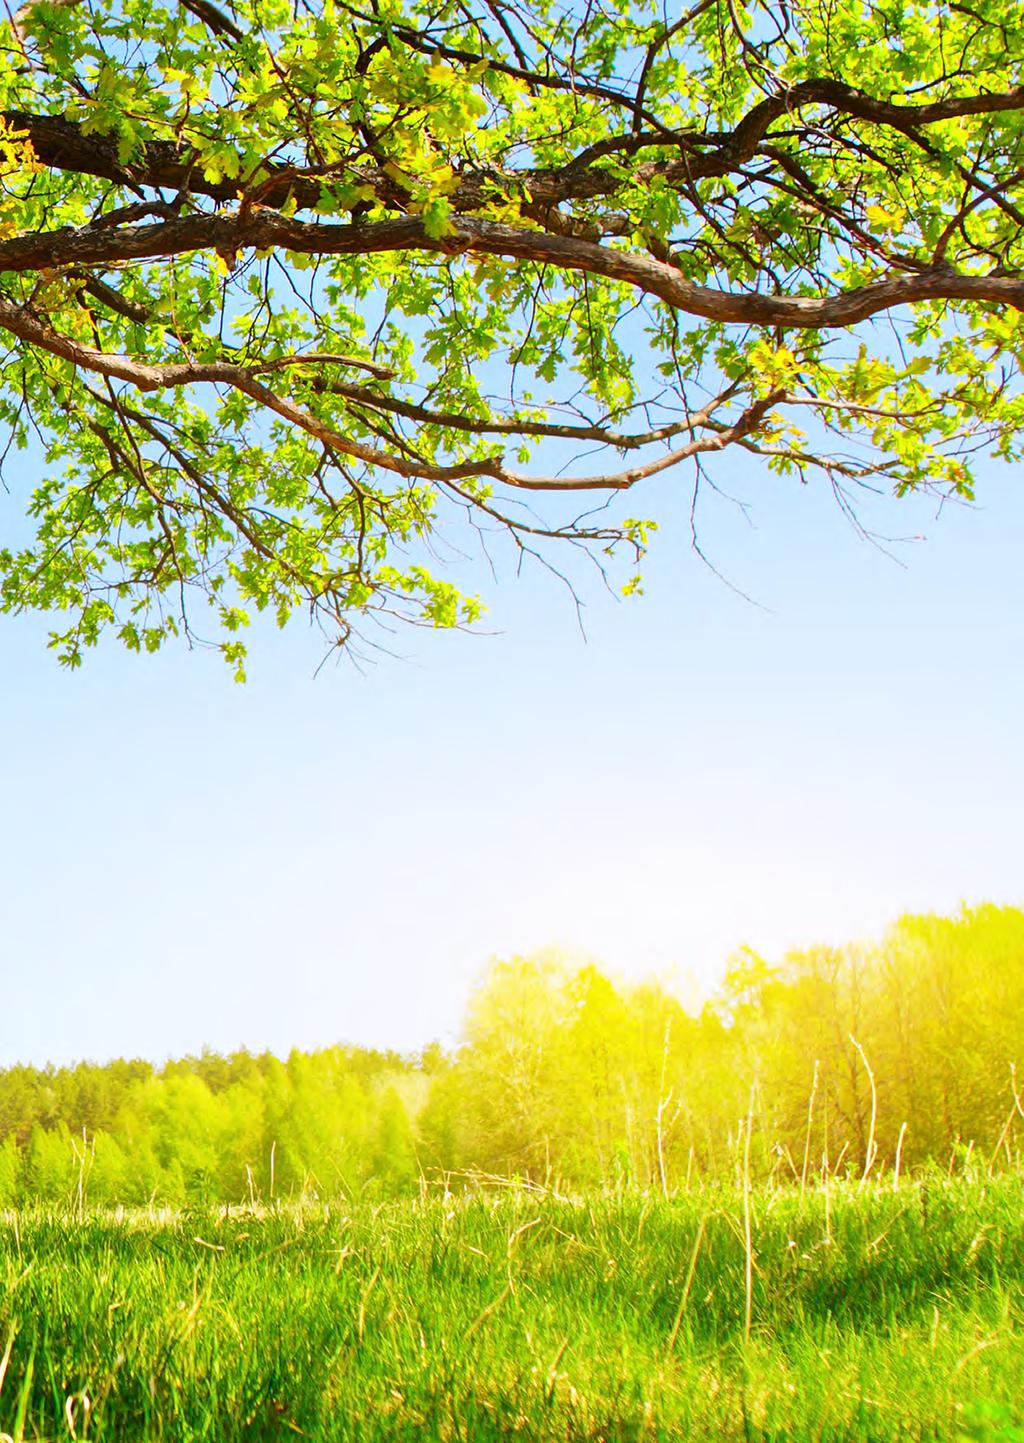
[2, 209, 1023, 331]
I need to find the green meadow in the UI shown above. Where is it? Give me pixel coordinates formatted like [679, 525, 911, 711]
[0, 1176, 1022, 1442]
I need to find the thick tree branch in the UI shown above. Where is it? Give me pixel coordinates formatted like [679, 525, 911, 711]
[5, 79, 1024, 222]
[2, 211, 1023, 330]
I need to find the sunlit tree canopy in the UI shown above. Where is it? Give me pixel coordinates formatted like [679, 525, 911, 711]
[2, 0, 1023, 669]
[1, 906, 1023, 1203]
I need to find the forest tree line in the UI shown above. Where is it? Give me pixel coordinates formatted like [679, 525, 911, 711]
[1, 904, 1021, 1205]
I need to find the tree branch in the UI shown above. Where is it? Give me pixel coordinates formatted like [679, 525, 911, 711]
[6, 78, 1024, 222]
[2, 212, 1022, 330]
[0, 295, 786, 489]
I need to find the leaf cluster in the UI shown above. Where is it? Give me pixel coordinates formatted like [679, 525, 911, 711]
[1, 0, 1023, 664]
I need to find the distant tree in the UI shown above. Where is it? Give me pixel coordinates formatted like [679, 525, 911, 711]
[3, 0, 1024, 669]
[0, 1134, 21, 1206]
[371, 1086, 418, 1190]
[23, 1123, 75, 1201]
[88, 1131, 130, 1205]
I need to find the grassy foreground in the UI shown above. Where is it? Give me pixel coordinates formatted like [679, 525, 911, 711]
[0, 1178, 1022, 1441]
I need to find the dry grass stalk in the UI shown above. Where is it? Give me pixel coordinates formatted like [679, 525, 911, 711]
[800, 1061, 820, 1201]
[849, 1036, 878, 1183]
[893, 1122, 908, 1191]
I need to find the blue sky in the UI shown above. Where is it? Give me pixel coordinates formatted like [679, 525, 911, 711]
[1, 444, 1021, 1068]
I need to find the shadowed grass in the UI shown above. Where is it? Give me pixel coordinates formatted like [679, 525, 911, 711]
[0, 1176, 1022, 1439]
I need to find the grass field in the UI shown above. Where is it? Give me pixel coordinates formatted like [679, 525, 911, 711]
[0, 1176, 1022, 1441]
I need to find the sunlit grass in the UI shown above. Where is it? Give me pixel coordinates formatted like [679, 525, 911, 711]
[0, 1176, 1021, 1440]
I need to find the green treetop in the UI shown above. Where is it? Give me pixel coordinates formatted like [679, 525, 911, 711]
[2, 0, 1023, 671]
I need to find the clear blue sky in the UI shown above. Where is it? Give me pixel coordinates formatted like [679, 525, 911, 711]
[1, 446, 1021, 1068]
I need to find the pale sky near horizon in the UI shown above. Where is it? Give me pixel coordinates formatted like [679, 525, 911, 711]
[1, 441, 1022, 1070]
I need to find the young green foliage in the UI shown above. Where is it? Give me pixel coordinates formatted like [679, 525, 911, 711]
[2, 0, 1024, 667]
